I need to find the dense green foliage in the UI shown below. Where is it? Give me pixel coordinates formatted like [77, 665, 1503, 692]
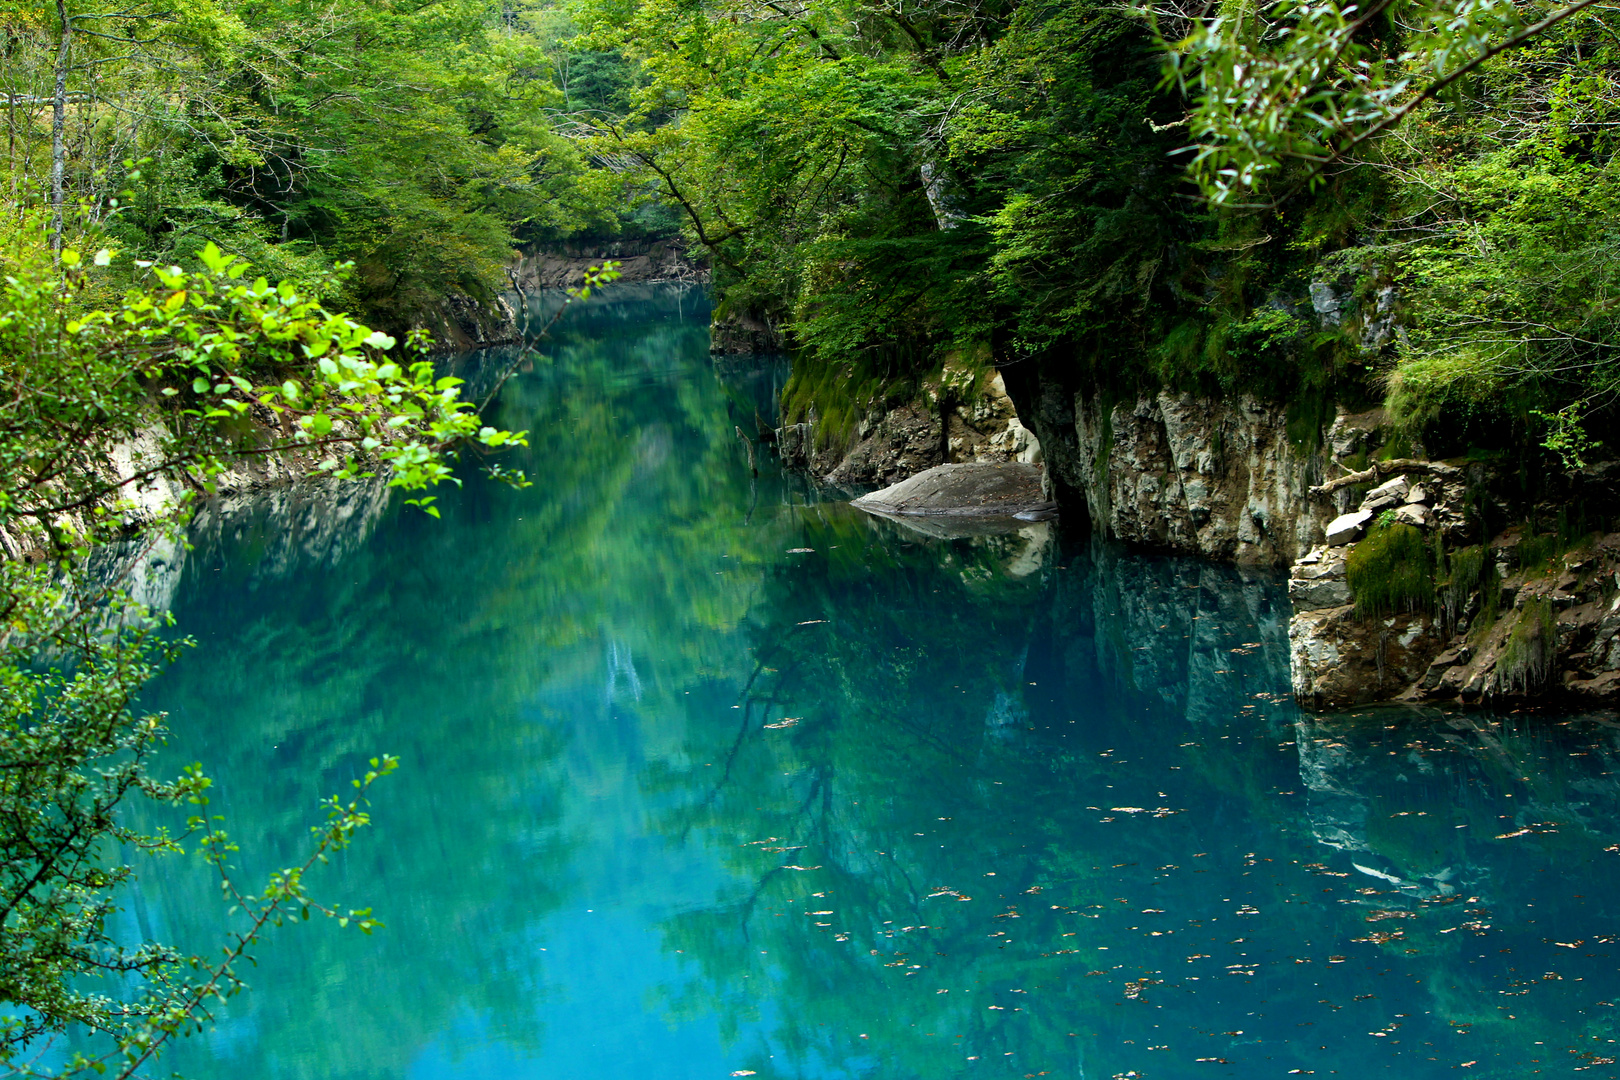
[569, 0, 1207, 443]
[1, 0, 632, 328]
[564, 0, 1620, 459]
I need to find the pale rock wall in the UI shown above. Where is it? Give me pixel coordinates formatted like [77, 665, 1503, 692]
[414, 292, 522, 352]
[1022, 385, 1356, 565]
[513, 240, 707, 292]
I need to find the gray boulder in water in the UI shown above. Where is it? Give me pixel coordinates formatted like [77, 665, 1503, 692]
[850, 462, 1057, 520]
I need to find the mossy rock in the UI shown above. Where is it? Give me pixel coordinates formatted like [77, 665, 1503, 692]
[1346, 522, 1434, 619]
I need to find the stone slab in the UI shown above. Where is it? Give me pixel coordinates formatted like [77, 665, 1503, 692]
[850, 462, 1057, 518]
[1394, 503, 1431, 528]
[1366, 475, 1410, 502]
[1325, 509, 1372, 545]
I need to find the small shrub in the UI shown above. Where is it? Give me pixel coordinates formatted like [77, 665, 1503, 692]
[1346, 522, 1435, 619]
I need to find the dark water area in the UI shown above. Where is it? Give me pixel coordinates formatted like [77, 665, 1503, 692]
[112, 285, 1620, 1080]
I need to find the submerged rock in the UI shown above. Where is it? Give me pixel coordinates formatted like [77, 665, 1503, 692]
[851, 462, 1057, 519]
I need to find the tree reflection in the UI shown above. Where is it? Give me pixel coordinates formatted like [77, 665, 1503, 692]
[650, 530, 1620, 1080]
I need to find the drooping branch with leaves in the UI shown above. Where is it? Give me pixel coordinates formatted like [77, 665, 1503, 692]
[0, 242, 618, 1077]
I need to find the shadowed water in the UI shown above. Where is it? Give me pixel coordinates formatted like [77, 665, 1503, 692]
[111, 286, 1620, 1080]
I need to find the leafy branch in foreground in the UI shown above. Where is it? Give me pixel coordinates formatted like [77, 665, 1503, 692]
[1151, 0, 1610, 203]
[36, 757, 401, 1080]
[0, 242, 618, 541]
[0, 244, 618, 1076]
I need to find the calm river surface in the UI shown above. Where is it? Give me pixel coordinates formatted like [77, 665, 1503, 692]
[123, 286, 1620, 1080]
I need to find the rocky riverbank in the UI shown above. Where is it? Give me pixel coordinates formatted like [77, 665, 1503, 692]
[413, 292, 525, 352]
[512, 239, 706, 291]
[757, 337, 1620, 710]
[1290, 464, 1620, 707]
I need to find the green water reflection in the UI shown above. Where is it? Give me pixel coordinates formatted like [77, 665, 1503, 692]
[120, 286, 1620, 1080]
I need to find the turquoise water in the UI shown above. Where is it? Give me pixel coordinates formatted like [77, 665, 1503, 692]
[122, 286, 1620, 1080]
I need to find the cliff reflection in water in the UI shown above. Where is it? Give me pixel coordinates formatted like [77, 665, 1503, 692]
[117, 286, 1620, 1080]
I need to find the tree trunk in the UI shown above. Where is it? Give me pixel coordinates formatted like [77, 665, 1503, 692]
[920, 158, 962, 231]
[50, 0, 71, 254]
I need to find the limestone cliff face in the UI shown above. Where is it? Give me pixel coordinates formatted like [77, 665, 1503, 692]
[513, 240, 707, 291]
[1288, 462, 1620, 708]
[736, 313, 1620, 708]
[1003, 365, 1373, 564]
[414, 292, 523, 352]
[711, 309, 788, 356]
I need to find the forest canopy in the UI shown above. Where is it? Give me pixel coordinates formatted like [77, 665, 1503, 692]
[559, 0, 1620, 459]
[9, 0, 1613, 456]
[0, 0, 632, 328]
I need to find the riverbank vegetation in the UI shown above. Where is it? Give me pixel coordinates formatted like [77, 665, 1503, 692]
[9, 0, 1616, 458]
[562, 0, 1620, 464]
[0, 0, 635, 330]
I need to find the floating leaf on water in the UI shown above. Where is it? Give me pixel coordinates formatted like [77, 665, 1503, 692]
[1365, 910, 1414, 922]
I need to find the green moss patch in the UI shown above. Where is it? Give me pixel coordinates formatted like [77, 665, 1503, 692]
[1435, 543, 1497, 635]
[1498, 599, 1557, 694]
[1346, 522, 1435, 619]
